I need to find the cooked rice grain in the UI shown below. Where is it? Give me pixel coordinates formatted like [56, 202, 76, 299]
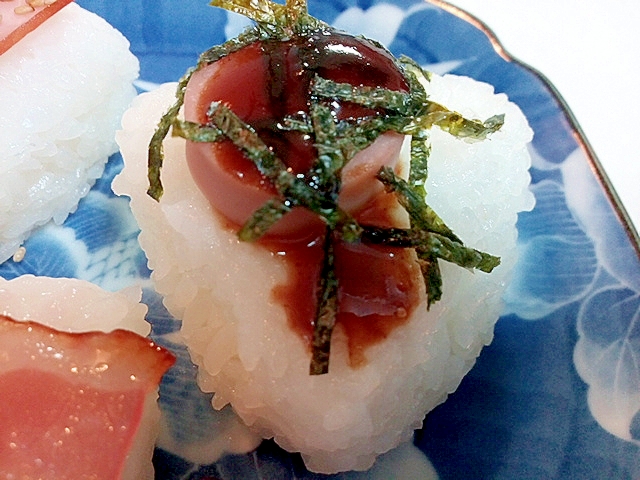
[114, 74, 534, 473]
[0, 3, 138, 262]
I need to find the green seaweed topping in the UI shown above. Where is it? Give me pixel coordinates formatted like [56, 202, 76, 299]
[310, 228, 339, 375]
[311, 76, 413, 113]
[204, 101, 360, 240]
[360, 225, 500, 274]
[376, 167, 461, 244]
[147, 0, 504, 375]
[148, 72, 192, 201]
[210, 0, 325, 39]
[172, 120, 223, 143]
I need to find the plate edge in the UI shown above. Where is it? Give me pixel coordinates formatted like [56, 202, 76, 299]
[426, 0, 640, 260]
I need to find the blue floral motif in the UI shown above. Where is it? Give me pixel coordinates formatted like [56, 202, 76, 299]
[143, 289, 246, 448]
[0, 225, 84, 280]
[575, 284, 640, 445]
[91, 153, 126, 198]
[503, 177, 599, 319]
[508, 141, 640, 457]
[0, 153, 149, 289]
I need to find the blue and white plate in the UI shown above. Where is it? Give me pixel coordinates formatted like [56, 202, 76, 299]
[3, 0, 640, 478]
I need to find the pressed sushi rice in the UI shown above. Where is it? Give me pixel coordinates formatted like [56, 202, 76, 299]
[113, 73, 534, 473]
[0, 3, 138, 263]
[0, 274, 149, 336]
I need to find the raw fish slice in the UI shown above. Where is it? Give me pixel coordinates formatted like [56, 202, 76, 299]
[0, 0, 74, 55]
[0, 315, 175, 479]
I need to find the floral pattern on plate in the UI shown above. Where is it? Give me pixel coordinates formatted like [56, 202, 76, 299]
[2, 0, 639, 478]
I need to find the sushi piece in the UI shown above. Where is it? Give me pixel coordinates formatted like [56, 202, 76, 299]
[0, 0, 138, 263]
[0, 275, 175, 479]
[0, 0, 74, 55]
[114, 0, 534, 473]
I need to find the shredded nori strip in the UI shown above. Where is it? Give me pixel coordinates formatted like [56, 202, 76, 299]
[147, 72, 192, 201]
[237, 199, 292, 242]
[376, 166, 461, 244]
[311, 76, 414, 114]
[172, 120, 223, 143]
[148, 0, 504, 375]
[310, 228, 339, 375]
[360, 226, 500, 273]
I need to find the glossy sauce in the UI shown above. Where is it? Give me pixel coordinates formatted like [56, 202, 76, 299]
[184, 31, 424, 365]
[0, 315, 175, 477]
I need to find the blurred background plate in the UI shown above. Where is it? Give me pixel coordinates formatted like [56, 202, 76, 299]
[2, 0, 640, 478]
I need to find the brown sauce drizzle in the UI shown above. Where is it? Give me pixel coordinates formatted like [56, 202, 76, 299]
[186, 31, 423, 366]
[266, 224, 421, 367]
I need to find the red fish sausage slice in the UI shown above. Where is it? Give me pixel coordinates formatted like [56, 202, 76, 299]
[0, 315, 175, 479]
[0, 0, 74, 55]
[183, 32, 409, 241]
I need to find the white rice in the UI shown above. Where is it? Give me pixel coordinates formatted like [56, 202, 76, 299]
[114, 74, 534, 473]
[0, 3, 139, 263]
[0, 274, 149, 335]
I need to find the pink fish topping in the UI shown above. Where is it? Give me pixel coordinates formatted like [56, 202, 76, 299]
[0, 314, 175, 478]
[0, 0, 74, 55]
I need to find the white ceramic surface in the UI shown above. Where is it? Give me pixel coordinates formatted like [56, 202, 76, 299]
[444, 0, 640, 234]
